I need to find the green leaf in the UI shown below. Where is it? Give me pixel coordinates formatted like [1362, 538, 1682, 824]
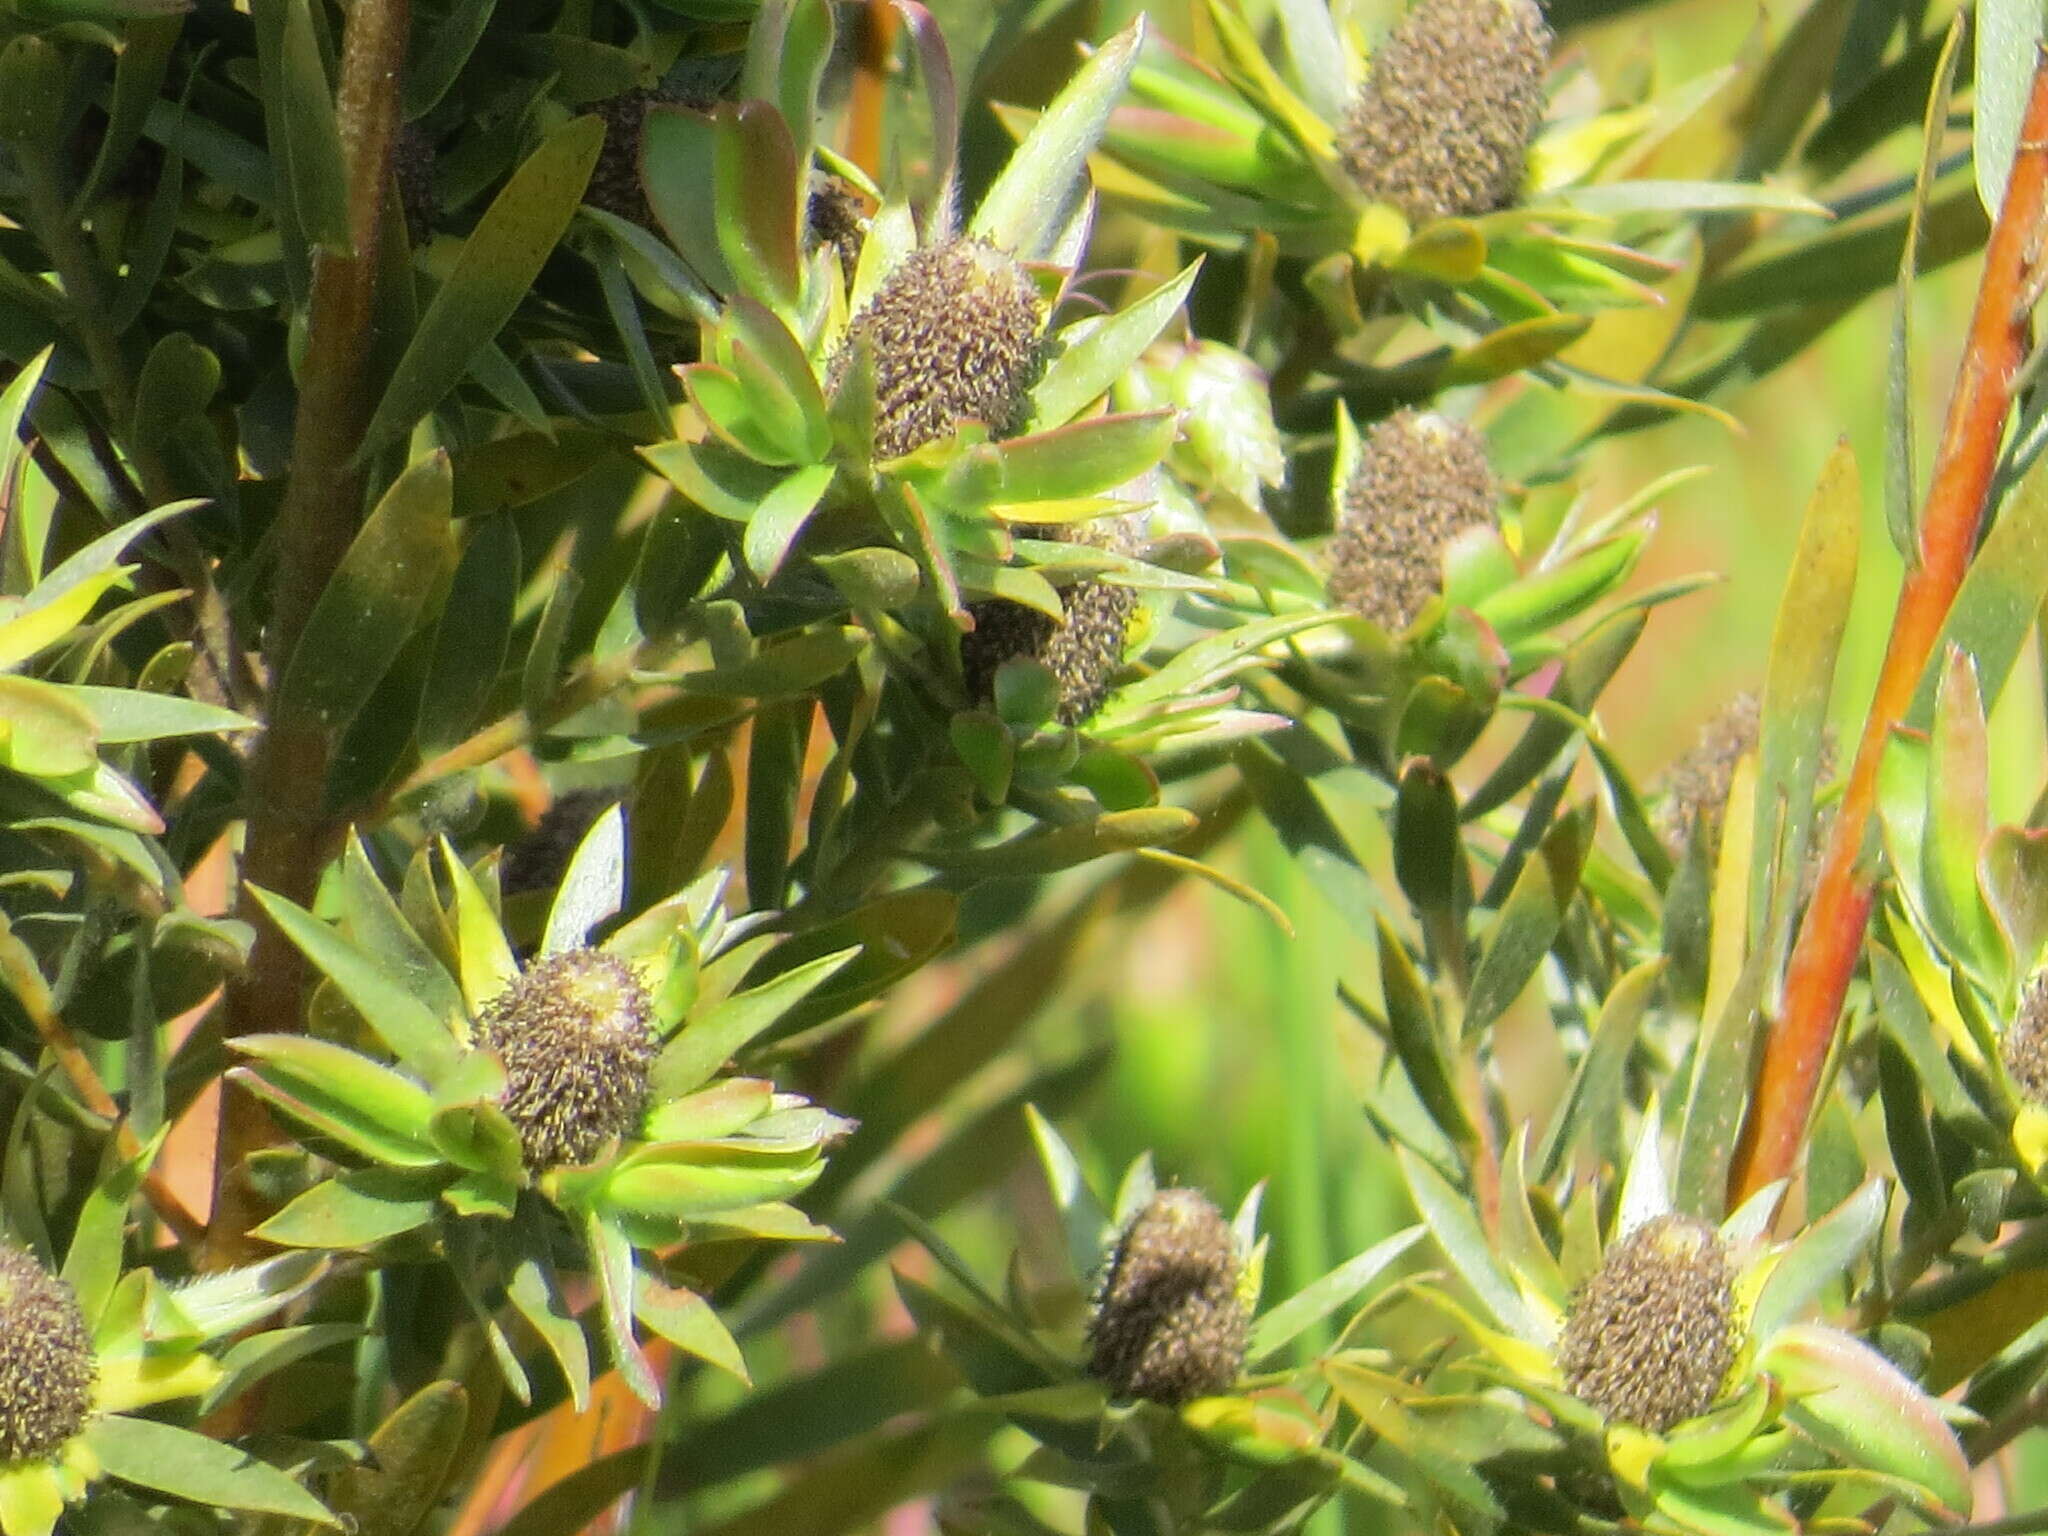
[675, 626, 868, 697]
[275, 451, 457, 735]
[86, 1416, 337, 1523]
[503, 1209, 591, 1411]
[1923, 649, 2001, 980]
[713, 102, 802, 319]
[417, 515, 519, 755]
[1750, 1180, 1885, 1341]
[1536, 960, 1662, 1180]
[1909, 450, 2048, 728]
[254, 1168, 443, 1248]
[277, 0, 348, 250]
[653, 946, 859, 1098]
[0, 676, 98, 778]
[324, 1382, 469, 1536]
[1752, 441, 1859, 966]
[743, 464, 836, 581]
[912, 807, 1197, 877]
[1551, 180, 1829, 217]
[642, 105, 735, 294]
[936, 412, 1178, 508]
[635, 1272, 749, 1382]
[972, 18, 1144, 260]
[1396, 1146, 1546, 1345]
[1760, 1323, 1971, 1515]
[1363, 917, 1475, 1153]
[1976, 0, 2045, 216]
[1027, 260, 1201, 431]
[1249, 1226, 1423, 1363]
[230, 1034, 440, 1165]
[360, 115, 603, 458]
[1464, 807, 1591, 1035]
[249, 885, 460, 1079]
[542, 802, 626, 954]
[588, 1213, 660, 1405]
[57, 685, 253, 742]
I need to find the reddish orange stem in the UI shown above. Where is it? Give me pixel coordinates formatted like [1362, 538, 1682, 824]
[1730, 52, 2048, 1204]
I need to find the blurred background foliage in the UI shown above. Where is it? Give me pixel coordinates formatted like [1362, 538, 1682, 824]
[4, 0, 2047, 1529]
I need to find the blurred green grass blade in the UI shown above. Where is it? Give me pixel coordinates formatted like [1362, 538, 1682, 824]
[359, 115, 603, 460]
[650, 1340, 958, 1498]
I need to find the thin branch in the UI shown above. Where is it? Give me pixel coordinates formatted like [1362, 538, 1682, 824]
[211, 0, 412, 1266]
[1730, 51, 2048, 1204]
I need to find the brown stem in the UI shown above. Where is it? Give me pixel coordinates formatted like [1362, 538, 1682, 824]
[1729, 53, 2048, 1204]
[210, 0, 412, 1265]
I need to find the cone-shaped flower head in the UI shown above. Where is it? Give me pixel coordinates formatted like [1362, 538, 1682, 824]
[1337, 0, 1552, 224]
[1556, 1214, 1737, 1432]
[476, 949, 658, 1170]
[1087, 1189, 1249, 1406]
[960, 521, 1139, 726]
[1655, 694, 1761, 859]
[0, 1243, 96, 1463]
[2005, 976, 2048, 1105]
[1325, 409, 1497, 631]
[835, 237, 1045, 461]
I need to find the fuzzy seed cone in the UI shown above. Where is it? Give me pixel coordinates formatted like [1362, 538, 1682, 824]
[476, 949, 657, 1170]
[1556, 1214, 1737, 1432]
[832, 237, 1044, 461]
[1337, 0, 1552, 224]
[960, 522, 1138, 726]
[585, 84, 715, 228]
[2006, 975, 2048, 1104]
[1325, 409, 1497, 631]
[0, 1244, 96, 1462]
[1656, 693, 1761, 859]
[1087, 1189, 1249, 1406]
[395, 120, 438, 246]
[501, 789, 620, 899]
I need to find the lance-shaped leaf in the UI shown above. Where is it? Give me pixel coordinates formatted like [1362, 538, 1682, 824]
[1470, 530, 1646, 648]
[1464, 806, 1592, 1036]
[1923, 650, 2002, 982]
[230, 1035, 440, 1167]
[642, 436, 785, 521]
[1759, 1323, 1971, 1516]
[1250, 1227, 1424, 1363]
[1752, 441, 1858, 964]
[652, 946, 857, 1097]
[924, 411, 1178, 510]
[361, 117, 602, 457]
[254, 1168, 444, 1249]
[973, 18, 1146, 259]
[86, 1416, 337, 1524]
[247, 887, 460, 1079]
[1748, 1179, 1885, 1340]
[1027, 259, 1202, 430]
[275, 452, 458, 735]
